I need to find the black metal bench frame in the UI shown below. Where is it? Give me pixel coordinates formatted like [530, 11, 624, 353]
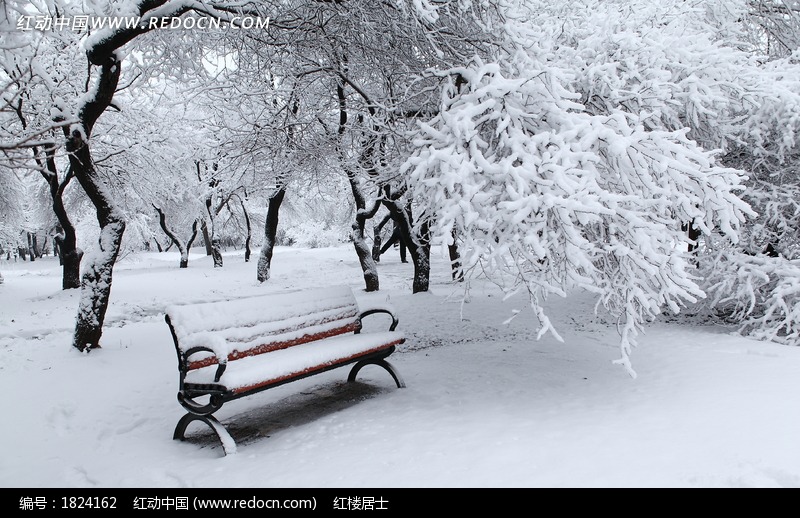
[166, 306, 405, 455]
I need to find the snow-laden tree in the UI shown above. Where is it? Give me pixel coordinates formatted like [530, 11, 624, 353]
[697, 54, 800, 342]
[405, 4, 754, 375]
[401, 0, 800, 360]
[544, 1, 800, 348]
[559, 1, 800, 345]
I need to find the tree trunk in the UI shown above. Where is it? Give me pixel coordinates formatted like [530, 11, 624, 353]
[384, 197, 430, 293]
[353, 222, 379, 291]
[211, 237, 223, 267]
[411, 220, 431, 293]
[448, 228, 464, 282]
[53, 232, 62, 265]
[68, 54, 125, 352]
[348, 179, 380, 292]
[43, 151, 82, 289]
[257, 187, 285, 282]
[62, 246, 83, 290]
[204, 196, 223, 267]
[57, 226, 82, 290]
[27, 233, 36, 262]
[55, 224, 84, 290]
[372, 227, 383, 263]
[181, 221, 199, 268]
[72, 218, 125, 351]
[683, 221, 702, 254]
[241, 199, 252, 262]
[201, 220, 213, 256]
[372, 214, 392, 263]
[31, 233, 41, 258]
[335, 79, 379, 292]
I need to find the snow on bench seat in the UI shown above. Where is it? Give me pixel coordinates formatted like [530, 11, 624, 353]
[166, 285, 364, 366]
[184, 331, 404, 393]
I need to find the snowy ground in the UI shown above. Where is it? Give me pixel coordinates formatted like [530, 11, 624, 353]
[1, 244, 799, 488]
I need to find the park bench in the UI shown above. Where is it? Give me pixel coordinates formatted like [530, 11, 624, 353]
[165, 285, 405, 455]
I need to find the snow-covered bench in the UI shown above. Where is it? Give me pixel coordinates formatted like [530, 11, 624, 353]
[165, 285, 405, 455]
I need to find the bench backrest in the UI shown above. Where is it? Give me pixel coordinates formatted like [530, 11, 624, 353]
[166, 286, 361, 370]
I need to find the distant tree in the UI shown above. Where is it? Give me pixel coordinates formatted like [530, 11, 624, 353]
[1, 1, 87, 288]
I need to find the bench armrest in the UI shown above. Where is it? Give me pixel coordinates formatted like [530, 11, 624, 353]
[359, 308, 399, 332]
[182, 346, 228, 383]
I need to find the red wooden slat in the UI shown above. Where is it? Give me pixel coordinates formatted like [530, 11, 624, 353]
[228, 339, 405, 395]
[187, 321, 360, 371]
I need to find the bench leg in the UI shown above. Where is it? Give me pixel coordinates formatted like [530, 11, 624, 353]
[348, 358, 406, 388]
[173, 413, 238, 456]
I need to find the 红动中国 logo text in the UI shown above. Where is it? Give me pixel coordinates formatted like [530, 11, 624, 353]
[17, 15, 270, 32]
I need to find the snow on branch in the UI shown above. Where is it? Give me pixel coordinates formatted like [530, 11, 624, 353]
[83, 0, 267, 64]
[704, 250, 800, 345]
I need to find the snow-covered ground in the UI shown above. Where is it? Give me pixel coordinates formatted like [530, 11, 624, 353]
[1, 244, 799, 488]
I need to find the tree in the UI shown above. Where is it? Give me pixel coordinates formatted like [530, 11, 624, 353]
[154, 205, 198, 268]
[405, 2, 755, 374]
